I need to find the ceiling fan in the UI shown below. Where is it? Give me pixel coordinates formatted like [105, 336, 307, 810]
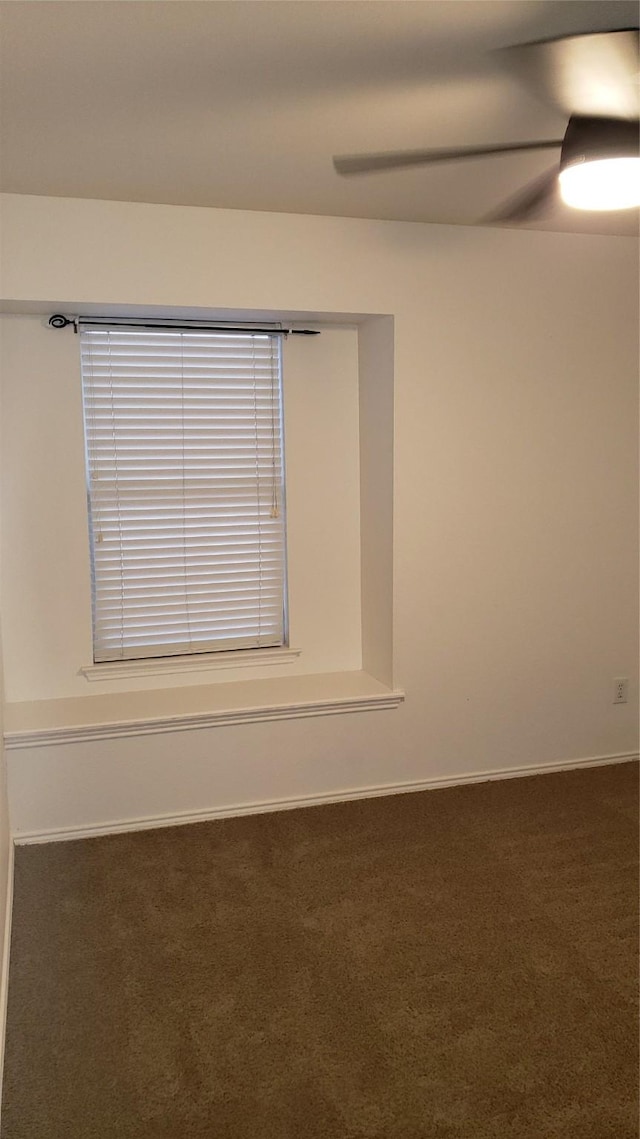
[333, 28, 640, 222]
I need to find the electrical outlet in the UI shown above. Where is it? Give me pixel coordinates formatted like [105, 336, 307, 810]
[613, 677, 629, 704]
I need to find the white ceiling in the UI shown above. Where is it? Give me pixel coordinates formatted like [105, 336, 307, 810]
[1, 0, 638, 235]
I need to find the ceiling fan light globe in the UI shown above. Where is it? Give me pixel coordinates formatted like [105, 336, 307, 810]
[559, 157, 640, 210]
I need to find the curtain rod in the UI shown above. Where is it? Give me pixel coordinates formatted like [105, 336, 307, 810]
[48, 314, 320, 336]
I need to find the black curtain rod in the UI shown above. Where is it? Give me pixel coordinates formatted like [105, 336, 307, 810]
[49, 314, 319, 336]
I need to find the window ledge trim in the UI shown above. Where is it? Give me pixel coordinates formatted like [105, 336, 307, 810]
[4, 688, 405, 749]
[80, 646, 301, 682]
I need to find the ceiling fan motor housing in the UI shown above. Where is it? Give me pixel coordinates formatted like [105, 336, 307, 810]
[560, 115, 640, 172]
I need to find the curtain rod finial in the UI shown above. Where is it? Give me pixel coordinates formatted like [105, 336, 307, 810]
[49, 313, 73, 330]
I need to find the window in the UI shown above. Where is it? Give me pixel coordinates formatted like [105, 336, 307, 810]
[80, 327, 287, 663]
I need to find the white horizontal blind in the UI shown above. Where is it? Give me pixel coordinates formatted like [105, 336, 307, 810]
[80, 328, 286, 662]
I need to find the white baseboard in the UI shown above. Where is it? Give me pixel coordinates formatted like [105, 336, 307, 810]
[0, 837, 15, 1111]
[13, 750, 638, 846]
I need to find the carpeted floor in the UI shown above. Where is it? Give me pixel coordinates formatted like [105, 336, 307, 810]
[1, 762, 638, 1139]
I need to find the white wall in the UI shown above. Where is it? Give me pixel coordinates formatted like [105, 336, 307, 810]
[0, 743, 8, 936]
[359, 316, 394, 686]
[0, 379, 12, 1083]
[0, 728, 9, 952]
[0, 738, 9, 1063]
[0, 193, 638, 836]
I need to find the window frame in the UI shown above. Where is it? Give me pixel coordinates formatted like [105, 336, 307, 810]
[79, 325, 289, 665]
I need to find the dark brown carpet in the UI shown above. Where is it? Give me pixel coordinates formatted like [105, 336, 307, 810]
[1, 762, 638, 1139]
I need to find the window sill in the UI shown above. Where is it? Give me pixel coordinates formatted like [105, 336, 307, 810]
[4, 671, 405, 749]
[80, 646, 301, 682]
